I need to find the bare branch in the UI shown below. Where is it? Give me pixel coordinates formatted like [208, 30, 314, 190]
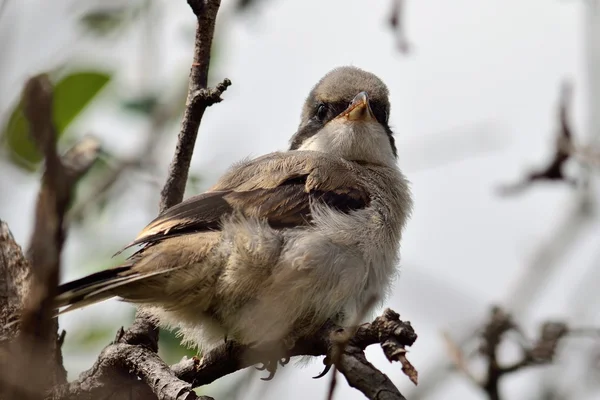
[125, 0, 228, 352]
[51, 342, 213, 400]
[21, 75, 67, 344]
[159, 0, 230, 212]
[170, 309, 418, 400]
[498, 81, 576, 196]
[57, 1, 230, 398]
[53, 309, 416, 400]
[447, 307, 579, 400]
[123, 0, 227, 364]
[0, 75, 100, 399]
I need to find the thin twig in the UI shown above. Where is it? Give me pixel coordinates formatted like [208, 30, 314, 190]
[442, 331, 480, 386]
[498, 81, 576, 196]
[159, 0, 230, 212]
[123, 0, 230, 355]
[51, 1, 229, 398]
[123, 0, 229, 361]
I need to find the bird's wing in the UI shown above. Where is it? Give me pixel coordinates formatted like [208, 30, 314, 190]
[54, 151, 370, 313]
[121, 151, 371, 251]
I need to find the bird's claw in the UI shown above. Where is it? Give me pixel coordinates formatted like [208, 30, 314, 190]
[260, 368, 277, 381]
[312, 356, 332, 379]
[253, 337, 295, 381]
[256, 359, 278, 381]
[256, 356, 289, 380]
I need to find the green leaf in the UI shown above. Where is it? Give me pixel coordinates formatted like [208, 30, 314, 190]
[53, 72, 111, 133]
[1, 71, 111, 170]
[3, 106, 34, 170]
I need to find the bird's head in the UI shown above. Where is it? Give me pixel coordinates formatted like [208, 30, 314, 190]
[290, 66, 397, 167]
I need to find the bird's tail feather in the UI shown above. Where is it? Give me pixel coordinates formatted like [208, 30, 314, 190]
[54, 265, 181, 315]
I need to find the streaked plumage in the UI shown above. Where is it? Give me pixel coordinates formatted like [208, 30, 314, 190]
[55, 66, 412, 350]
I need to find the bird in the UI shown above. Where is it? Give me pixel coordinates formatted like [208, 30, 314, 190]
[55, 66, 412, 363]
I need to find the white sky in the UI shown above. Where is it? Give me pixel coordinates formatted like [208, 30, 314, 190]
[1, 0, 599, 399]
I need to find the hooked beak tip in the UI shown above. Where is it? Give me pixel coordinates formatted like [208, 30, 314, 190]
[340, 91, 374, 122]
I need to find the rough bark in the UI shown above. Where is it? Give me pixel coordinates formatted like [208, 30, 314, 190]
[0, 75, 100, 399]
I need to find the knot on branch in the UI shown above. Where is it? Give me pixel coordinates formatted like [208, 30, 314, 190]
[352, 308, 418, 385]
[190, 78, 232, 108]
[370, 308, 418, 345]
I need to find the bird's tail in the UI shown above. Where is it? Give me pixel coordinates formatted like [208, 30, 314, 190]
[54, 264, 179, 315]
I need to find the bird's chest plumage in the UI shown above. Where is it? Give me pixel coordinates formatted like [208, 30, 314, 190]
[275, 171, 409, 324]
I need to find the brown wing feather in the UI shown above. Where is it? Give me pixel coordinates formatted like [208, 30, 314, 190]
[121, 151, 370, 251]
[123, 191, 233, 248]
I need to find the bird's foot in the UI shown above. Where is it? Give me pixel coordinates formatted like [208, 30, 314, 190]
[312, 326, 347, 379]
[255, 357, 289, 381]
[254, 337, 296, 381]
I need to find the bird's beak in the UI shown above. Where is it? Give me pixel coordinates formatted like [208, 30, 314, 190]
[338, 91, 374, 122]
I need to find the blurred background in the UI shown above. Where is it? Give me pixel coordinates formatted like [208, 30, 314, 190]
[1, 0, 599, 399]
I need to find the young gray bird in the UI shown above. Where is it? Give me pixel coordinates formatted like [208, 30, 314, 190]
[56, 66, 412, 354]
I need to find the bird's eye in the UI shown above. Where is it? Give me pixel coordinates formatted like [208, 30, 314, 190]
[316, 104, 327, 121]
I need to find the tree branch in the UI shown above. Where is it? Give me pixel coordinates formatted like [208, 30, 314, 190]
[53, 309, 417, 400]
[122, 0, 229, 361]
[52, 341, 207, 400]
[0, 75, 100, 399]
[159, 0, 230, 212]
[55, 1, 230, 398]
[445, 306, 576, 400]
[170, 309, 417, 400]
[497, 81, 577, 196]
[123, 0, 228, 358]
